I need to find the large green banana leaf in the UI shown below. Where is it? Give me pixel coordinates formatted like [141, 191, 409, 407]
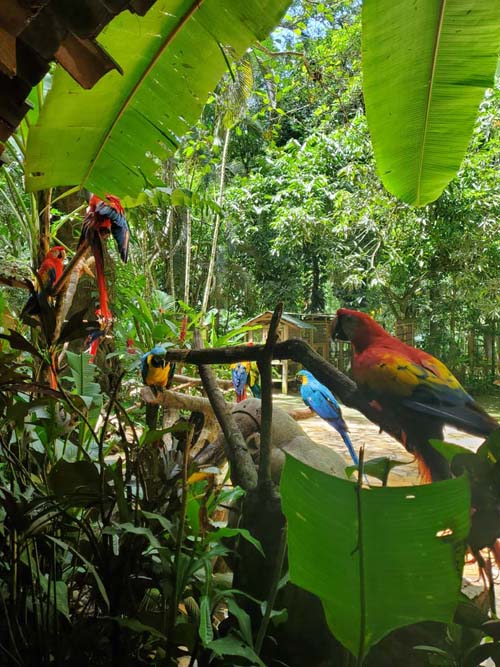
[362, 0, 500, 206]
[280, 454, 470, 658]
[25, 0, 290, 198]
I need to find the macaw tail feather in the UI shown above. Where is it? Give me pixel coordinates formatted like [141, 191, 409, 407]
[338, 430, 359, 466]
[92, 236, 112, 320]
[146, 403, 160, 429]
[413, 442, 450, 483]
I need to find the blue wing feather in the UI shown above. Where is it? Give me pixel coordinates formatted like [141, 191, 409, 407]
[300, 372, 358, 465]
[95, 201, 129, 262]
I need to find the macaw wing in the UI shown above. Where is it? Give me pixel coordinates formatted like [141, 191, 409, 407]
[37, 266, 57, 292]
[232, 366, 247, 392]
[402, 383, 498, 436]
[166, 362, 176, 388]
[96, 202, 129, 262]
[356, 348, 497, 436]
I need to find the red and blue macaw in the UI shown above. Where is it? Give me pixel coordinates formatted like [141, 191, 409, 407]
[331, 308, 499, 481]
[297, 369, 358, 465]
[78, 193, 129, 322]
[21, 245, 66, 317]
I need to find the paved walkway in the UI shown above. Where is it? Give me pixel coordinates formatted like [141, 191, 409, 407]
[273, 393, 486, 486]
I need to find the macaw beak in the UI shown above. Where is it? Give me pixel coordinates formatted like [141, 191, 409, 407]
[331, 315, 347, 341]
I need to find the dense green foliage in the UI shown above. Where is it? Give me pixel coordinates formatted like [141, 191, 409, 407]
[1, 1, 500, 664]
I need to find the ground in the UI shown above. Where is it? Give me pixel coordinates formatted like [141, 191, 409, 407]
[273, 392, 500, 486]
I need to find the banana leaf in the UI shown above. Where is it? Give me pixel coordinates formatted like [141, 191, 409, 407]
[362, 0, 500, 206]
[25, 0, 291, 198]
[280, 454, 470, 658]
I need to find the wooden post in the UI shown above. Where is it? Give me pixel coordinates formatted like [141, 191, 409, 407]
[282, 359, 288, 394]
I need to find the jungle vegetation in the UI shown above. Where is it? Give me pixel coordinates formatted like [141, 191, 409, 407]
[0, 0, 500, 665]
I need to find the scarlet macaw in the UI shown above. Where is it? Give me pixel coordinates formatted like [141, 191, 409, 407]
[78, 193, 129, 321]
[21, 245, 66, 317]
[231, 362, 249, 402]
[297, 369, 358, 465]
[331, 308, 499, 481]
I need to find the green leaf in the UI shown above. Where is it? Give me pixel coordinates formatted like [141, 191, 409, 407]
[102, 522, 162, 550]
[280, 454, 470, 658]
[48, 459, 103, 505]
[206, 635, 266, 666]
[46, 535, 110, 610]
[208, 527, 264, 557]
[346, 456, 412, 483]
[109, 616, 166, 639]
[362, 0, 500, 205]
[429, 439, 473, 462]
[65, 351, 102, 406]
[199, 595, 214, 645]
[25, 0, 292, 198]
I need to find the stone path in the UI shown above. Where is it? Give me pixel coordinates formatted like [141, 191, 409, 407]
[273, 393, 486, 486]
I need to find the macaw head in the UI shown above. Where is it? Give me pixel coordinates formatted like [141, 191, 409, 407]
[87, 193, 102, 212]
[296, 369, 313, 385]
[150, 346, 167, 368]
[47, 246, 66, 261]
[331, 308, 387, 351]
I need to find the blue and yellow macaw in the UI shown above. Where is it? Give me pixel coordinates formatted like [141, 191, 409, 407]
[141, 346, 175, 390]
[297, 369, 358, 465]
[231, 362, 249, 402]
[331, 308, 499, 481]
[247, 361, 261, 398]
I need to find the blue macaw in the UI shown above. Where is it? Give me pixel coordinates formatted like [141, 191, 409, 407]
[297, 369, 358, 465]
[141, 346, 175, 390]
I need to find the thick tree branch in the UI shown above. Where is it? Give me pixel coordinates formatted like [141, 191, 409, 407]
[165, 337, 402, 445]
[257, 303, 282, 486]
[193, 330, 257, 491]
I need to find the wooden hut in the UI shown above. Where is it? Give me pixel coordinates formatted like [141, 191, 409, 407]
[241, 311, 352, 393]
[241, 311, 314, 393]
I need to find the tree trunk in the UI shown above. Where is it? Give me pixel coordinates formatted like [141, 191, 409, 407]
[183, 208, 192, 304]
[201, 127, 231, 314]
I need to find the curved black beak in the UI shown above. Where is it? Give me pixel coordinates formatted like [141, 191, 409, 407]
[331, 315, 348, 341]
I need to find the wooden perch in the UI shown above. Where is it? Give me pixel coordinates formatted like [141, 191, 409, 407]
[141, 386, 215, 414]
[164, 337, 403, 447]
[257, 303, 282, 487]
[193, 329, 258, 491]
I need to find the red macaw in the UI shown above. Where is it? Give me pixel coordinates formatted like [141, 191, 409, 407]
[78, 193, 129, 321]
[21, 245, 66, 317]
[331, 308, 499, 482]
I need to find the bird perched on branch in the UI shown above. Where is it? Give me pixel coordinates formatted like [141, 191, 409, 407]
[142, 346, 175, 391]
[231, 362, 249, 402]
[142, 346, 175, 429]
[78, 193, 129, 321]
[331, 308, 499, 482]
[297, 369, 358, 465]
[21, 245, 66, 318]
